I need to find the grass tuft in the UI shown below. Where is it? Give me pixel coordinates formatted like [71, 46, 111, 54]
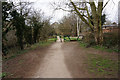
[87, 54, 118, 77]
[0, 72, 7, 78]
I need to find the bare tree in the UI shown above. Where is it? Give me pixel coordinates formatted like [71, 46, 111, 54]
[58, 14, 77, 37]
[52, 0, 112, 45]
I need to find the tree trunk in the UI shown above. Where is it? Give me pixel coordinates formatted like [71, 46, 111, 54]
[98, 1, 103, 45]
[70, 0, 104, 45]
[98, 19, 103, 45]
[94, 28, 99, 45]
[94, 25, 103, 45]
[90, 1, 103, 45]
[94, 21, 103, 45]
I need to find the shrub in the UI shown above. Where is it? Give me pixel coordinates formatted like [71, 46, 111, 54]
[82, 32, 96, 46]
[81, 31, 119, 52]
[103, 32, 119, 50]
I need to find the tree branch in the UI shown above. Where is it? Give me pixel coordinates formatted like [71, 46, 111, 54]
[70, 0, 94, 32]
[85, 2, 92, 25]
[56, 7, 74, 12]
[102, 0, 110, 9]
[76, 7, 86, 10]
[98, 0, 103, 14]
[89, 1, 97, 17]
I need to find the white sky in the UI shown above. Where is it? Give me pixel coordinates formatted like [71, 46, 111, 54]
[30, 0, 69, 23]
[8, 0, 120, 24]
[103, 0, 119, 24]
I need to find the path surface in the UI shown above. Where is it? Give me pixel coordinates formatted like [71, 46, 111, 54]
[31, 36, 89, 78]
[3, 36, 118, 78]
[33, 42, 71, 78]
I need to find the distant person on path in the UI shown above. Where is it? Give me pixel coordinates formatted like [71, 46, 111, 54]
[59, 35, 62, 42]
[55, 35, 57, 42]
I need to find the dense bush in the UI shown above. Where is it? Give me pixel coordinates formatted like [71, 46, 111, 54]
[102, 32, 119, 51]
[82, 31, 119, 52]
[24, 26, 33, 45]
[82, 32, 96, 46]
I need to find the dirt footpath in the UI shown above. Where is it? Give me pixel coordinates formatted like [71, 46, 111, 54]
[33, 42, 72, 78]
[3, 41, 90, 78]
[3, 41, 118, 78]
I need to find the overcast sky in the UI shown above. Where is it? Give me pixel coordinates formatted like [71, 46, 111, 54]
[9, 0, 119, 24]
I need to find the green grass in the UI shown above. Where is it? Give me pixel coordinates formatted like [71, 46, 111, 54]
[92, 45, 119, 53]
[79, 41, 88, 47]
[70, 37, 81, 41]
[87, 53, 118, 76]
[78, 41, 119, 53]
[48, 38, 57, 41]
[0, 72, 9, 78]
[3, 49, 29, 61]
[64, 37, 81, 42]
[0, 72, 14, 78]
[3, 38, 55, 61]
[31, 40, 54, 50]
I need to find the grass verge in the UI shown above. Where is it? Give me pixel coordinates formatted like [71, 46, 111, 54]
[87, 53, 118, 77]
[92, 45, 119, 53]
[79, 41, 88, 47]
[3, 38, 56, 61]
[78, 41, 119, 53]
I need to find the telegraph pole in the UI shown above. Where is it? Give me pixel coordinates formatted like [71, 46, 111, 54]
[77, 17, 79, 37]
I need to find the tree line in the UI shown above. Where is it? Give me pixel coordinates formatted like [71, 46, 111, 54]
[2, 1, 55, 55]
